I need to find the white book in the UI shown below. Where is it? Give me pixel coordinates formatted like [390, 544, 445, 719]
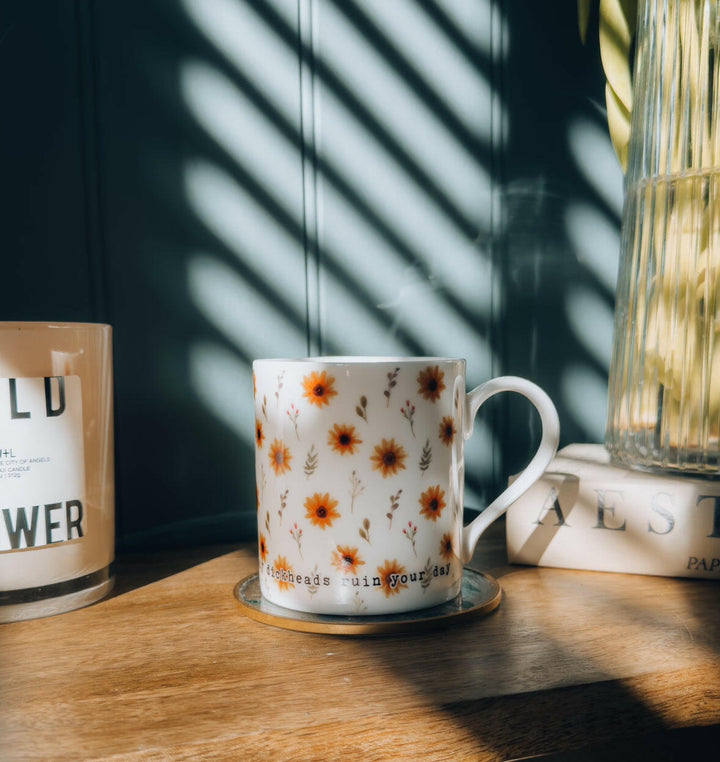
[506, 443, 720, 579]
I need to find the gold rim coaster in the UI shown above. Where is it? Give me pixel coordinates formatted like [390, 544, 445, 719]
[233, 567, 502, 636]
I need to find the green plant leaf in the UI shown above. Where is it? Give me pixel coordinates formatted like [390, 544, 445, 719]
[599, 0, 637, 170]
[599, 0, 636, 111]
[605, 82, 632, 170]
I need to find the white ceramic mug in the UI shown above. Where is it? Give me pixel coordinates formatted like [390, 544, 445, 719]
[253, 357, 559, 615]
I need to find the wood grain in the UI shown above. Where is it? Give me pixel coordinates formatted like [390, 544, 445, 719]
[2, 520, 720, 761]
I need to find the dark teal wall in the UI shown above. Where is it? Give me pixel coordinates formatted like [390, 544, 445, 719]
[0, 1, 620, 550]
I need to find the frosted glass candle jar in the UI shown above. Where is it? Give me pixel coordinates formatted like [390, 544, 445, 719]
[0, 323, 114, 622]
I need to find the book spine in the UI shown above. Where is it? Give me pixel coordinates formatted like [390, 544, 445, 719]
[506, 472, 720, 579]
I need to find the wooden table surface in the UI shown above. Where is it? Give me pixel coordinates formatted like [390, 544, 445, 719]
[2, 518, 720, 761]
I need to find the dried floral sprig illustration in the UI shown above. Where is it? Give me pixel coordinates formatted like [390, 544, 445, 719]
[358, 517, 371, 544]
[402, 521, 418, 556]
[304, 444, 318, 478]
[277, 489, 288, 525]
[384, 367, 400, 407]
[349, 470, 365, 512]
[286, 403, 300, 439]
[400, 400, 416, 437]
[308, 564, 320, 596]
[419, 439, 432, 474]
[386, 489, 403, 529]
[264, 510, 271, 537]
[290, 522, 303, 558]
[421, 557, 434, 590]
[356, 395, 368, 422]
[275, 371, 285, 407]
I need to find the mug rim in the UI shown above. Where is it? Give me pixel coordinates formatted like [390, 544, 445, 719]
[254, 356, 465, 365]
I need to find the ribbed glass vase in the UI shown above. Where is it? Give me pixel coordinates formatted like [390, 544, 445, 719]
[606, 0, 720, 473]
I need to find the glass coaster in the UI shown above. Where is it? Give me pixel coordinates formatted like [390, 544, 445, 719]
[233, 567, 501, 636]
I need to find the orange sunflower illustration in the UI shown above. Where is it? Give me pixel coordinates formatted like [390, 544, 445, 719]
[438, 415, 456, 446]
[304, 492, 341, 529]
[328, 423, 363, 455]
[259, 533, 268, 562]
[439, 532, 454, 561]
[370, 438, 408, 478]
[417, 365, 446, 402]
[255, 418, 265, 449]
[273, 556, 295, 592]
[331, 545, 365, 575]
[269, 438, 292, 475]
[419, 485, 446, 522]
[302, 370, 338, 407]
[377, 559, 408, 597]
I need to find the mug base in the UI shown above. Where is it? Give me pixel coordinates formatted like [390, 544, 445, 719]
[233, 567, 501, 636]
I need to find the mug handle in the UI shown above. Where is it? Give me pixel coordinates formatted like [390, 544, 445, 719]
[460, 376, 560, 563]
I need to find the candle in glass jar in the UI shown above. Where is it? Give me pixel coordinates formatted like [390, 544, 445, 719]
[0, 323, 114, 622]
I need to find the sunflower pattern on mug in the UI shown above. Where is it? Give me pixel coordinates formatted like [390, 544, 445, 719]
[254, 361, 465, 615]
